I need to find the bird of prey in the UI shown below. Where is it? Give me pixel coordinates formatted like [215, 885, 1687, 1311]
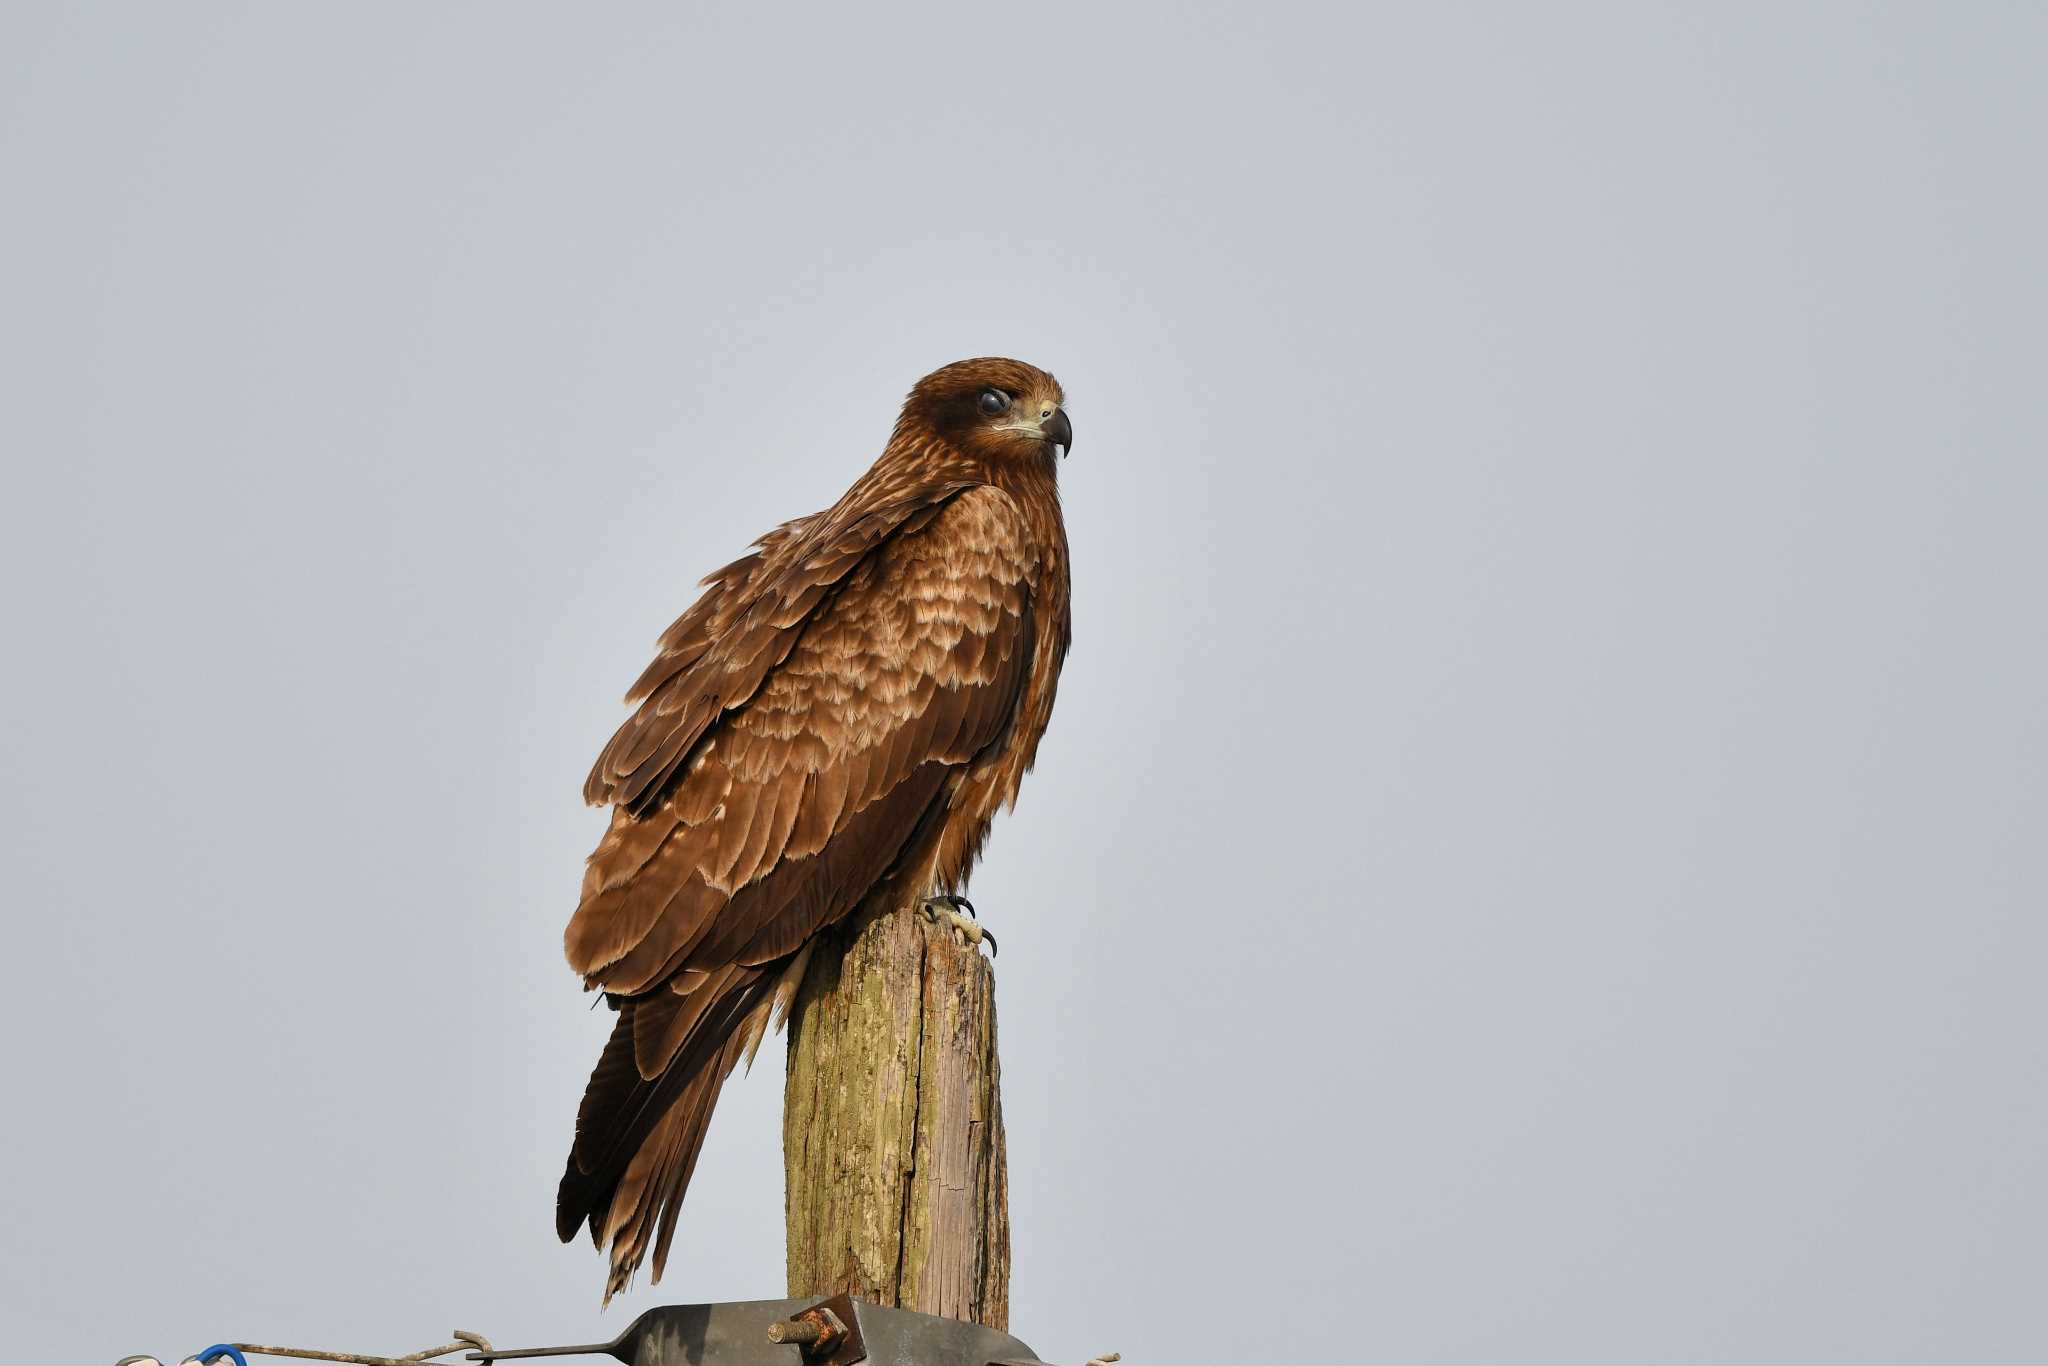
[556, 357, 1073, 1299]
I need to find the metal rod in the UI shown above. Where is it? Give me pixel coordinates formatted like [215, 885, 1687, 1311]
[233, 1333, 490, 1366]
[459, 1346, 619, 1362]
[234, 1348, 453, 1366]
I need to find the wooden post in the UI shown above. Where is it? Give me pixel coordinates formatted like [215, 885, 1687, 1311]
[782, 903, 1010, 1331]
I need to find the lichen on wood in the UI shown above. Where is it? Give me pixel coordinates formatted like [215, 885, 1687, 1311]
[782, 903, 1010, 1330]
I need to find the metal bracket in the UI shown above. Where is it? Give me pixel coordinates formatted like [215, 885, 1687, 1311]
[458, 1296, 1039, 1366]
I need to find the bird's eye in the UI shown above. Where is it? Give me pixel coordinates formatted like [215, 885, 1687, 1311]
[977, 389, 1012, 416]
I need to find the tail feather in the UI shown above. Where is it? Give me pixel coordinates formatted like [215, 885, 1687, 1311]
[555, 971, 777, 1298]
[600, 1030, 746, 1301]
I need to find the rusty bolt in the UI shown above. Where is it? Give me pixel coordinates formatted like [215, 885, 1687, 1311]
[766, 1306, 846, 1355]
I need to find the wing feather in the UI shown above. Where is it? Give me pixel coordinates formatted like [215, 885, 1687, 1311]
[583, 483, 980, 813]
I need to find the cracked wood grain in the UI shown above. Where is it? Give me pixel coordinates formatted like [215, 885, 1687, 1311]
[782, 903, 1010, 1330]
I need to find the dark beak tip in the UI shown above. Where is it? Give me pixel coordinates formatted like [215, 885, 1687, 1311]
[1049, 408, 1074, 458]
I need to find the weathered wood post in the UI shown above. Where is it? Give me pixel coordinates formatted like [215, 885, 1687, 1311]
[782, 903, 1010, 1330]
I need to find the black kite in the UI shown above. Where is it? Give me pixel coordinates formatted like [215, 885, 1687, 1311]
[556, 358, 1073, 1298]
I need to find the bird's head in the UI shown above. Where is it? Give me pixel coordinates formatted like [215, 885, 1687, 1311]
[899, 357, 1072, 464]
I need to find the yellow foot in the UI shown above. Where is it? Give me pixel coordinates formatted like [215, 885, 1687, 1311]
[919, 894, 997, 956]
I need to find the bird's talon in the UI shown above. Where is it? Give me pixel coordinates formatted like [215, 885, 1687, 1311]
[918, 897, 996, 956]
[925, 892, 975, 918]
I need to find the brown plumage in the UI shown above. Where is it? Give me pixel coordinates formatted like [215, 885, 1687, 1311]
[557, 358, 1073, 1299]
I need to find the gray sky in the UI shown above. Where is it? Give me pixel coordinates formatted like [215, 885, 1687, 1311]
[3, 3, 2043, 1362]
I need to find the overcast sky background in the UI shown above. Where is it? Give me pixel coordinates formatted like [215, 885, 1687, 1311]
[3, 3, 2043, 1363]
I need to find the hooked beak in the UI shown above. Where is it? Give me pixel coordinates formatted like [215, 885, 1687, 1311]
[1046, 406, 1073, 458]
